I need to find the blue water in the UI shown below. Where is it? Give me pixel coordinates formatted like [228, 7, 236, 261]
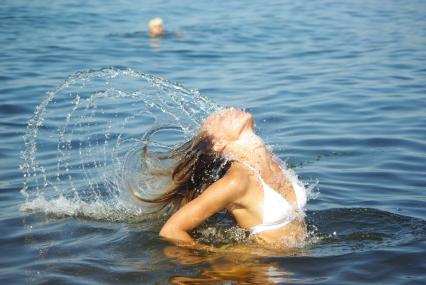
[1, 0, 426, 284]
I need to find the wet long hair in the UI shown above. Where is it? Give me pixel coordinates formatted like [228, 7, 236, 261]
[136, 131, 232, 211]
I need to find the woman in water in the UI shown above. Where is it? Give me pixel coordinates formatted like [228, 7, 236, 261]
[136, 108, 307, 249]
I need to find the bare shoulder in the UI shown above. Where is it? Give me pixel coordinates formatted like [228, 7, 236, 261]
[197, 161, 252, 205]
[220, 162, 251, 194]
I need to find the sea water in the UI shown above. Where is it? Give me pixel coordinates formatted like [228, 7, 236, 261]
[1, 0, 425, 284]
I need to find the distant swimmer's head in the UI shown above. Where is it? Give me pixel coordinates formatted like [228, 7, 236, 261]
[148, 17, 165, 37]
[200, 108, 261, 156]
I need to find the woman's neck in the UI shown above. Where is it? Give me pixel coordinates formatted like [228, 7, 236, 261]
[229, 136, 277, 173]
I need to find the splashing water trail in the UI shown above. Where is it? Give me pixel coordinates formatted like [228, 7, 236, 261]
[20, 67, 319, 246]
[21, 67, 220, 221]
[18, 68, 422, 251]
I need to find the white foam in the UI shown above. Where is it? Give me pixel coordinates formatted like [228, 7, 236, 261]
[20, 194, 145, 222]
[284, 166, 320, 202]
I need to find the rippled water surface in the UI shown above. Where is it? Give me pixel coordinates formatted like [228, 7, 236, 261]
[1, 1, 426, 284]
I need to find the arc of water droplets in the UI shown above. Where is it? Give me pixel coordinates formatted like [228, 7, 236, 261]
[20, 67, 220, 220]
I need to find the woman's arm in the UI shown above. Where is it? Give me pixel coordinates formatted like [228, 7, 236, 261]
[159, 167, 248, 245]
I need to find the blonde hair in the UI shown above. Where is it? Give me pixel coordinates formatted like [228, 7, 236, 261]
[148, 17, 163, 29]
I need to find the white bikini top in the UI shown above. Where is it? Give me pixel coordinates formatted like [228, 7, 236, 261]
[249, 169, 307, 235]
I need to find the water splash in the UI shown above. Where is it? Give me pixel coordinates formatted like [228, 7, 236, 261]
[20, 68, 412, 253]
[20, 67, 220, 221]
[20, 67, 313, 239]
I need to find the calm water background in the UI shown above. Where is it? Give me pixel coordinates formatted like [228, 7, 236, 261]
[1, 0, 426, 284]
